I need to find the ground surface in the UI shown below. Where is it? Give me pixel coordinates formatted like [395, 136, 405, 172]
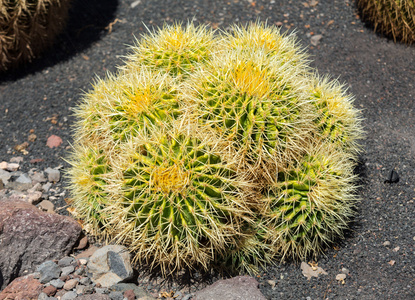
[0, 0, 414, 299]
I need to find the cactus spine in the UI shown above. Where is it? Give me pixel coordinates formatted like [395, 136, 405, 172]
[0, 0, 71, 71]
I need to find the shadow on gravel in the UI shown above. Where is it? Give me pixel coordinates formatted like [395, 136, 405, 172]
[0, 0, 118, 83]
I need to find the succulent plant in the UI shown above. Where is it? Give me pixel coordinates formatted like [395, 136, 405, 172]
[222, 22, 310, 69]
[262, 143, 359, 260]
[0, 0, 71, 71]
[123, 22, 218, 78]
[102, 123, 252, 273]
[356, 0, 415, 43]
[72, 68, 181, 146]
[68, 22, 363, 275]
[308, 75, 364, 156]
[66, 144, 114, 238]
[186, 48, 315, 168]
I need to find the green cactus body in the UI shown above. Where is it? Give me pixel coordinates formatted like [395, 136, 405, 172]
[223, 22, 310, 69]
[66, 145, 113, 237]
[0, 0, 71, 71]
[188, 49, 313, 165]
[123, 22, 217, 78]
[107, 126, 250, 273]
[356, 0, 415, 43]
[308, 76, 364, 156]
[264, 145, 358, 260]
[72, 69, 181, 146]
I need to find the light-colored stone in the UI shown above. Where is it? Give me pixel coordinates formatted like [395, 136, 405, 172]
[6, 163, 20, 172]
[63, 278, 79, 290]
[0, 161, 8, 170]
[38, 200, 55, 213]
[0, 169, 11, 184]
[61, 265, 75, 276]
[31, 172, 47, 184]
[194, 276, 266, 300]
[88, 245, 134, 288]
[42, 182, 53, 192]
[10, 157, 24, 163]
[61, 291, 77, 300]
[45, 167, 61, 182]
[27, 191, 43, 205]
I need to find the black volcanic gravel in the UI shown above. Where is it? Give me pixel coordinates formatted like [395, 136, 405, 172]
[1, 0, 414, 299]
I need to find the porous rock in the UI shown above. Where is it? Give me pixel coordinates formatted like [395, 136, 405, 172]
[110, 283, 155, 298]
[87, 245, 134, 288]
[194, 276, 267, 300]
[0, 196, 82, 289]
[0, 274, 43, 300]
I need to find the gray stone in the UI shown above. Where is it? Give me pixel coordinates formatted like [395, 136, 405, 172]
[95, 287, 109, 294]
[0, 169, 11, 184]
[31, 172, 48, 184]
[80, 277, 92, 285]
[7, 173, 32, 190]
[6, 163, 20, 172]
[10, 157, 24, 163]
[38, 292, 49, 300]
[108, 291, 123, 300]
[42, 182, 53, 192]
[76, 284, 94, 295]
[0, 197, 82, 289]
[61, 265, 76, 276]
[75, 294, 111, 300]
[194, 276, 267, 300]
[36, 260, 62, 284]
[48, 298, 58, 300]
[45, 168, 61, 182]
[88, 245, 133, 288]
[50, 278, 65, 288]
[58, 256, 76, 267]
[28, 182, 43, 193]
[62, 291, 78, 300]
[109, 283, 154, 298]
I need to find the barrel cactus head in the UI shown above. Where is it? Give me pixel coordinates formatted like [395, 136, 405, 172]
[72, 68, 181, 147]
[308, 75, 364, 156]
[185, 48, 315, 169]
[223, 21, 310, 68]
[123, 22, 218, 78]
[262, 143, 359, 260]
[0, 0, 71, 71]
[98, 121, 253, 273]
[356, 0, 415, 43]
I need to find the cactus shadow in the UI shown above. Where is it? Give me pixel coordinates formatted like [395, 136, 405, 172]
[0, 0, 118, 82]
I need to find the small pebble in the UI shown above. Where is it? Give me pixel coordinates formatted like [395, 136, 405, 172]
[38, 292, 48, 300]
[61, 266, 75, 276]
[95, 287, 109, 294]
[58, 257, 76, 268]
[383, 241, 391, 246]
[79, 277, 92, 285]
[109, 291, 124, 300]
[61, 291, 77, 300]
[63, 278, 79, 290]
[42, 285, 57, 296]
[341, 268, 349, 274]
[49, 278, 65, 289]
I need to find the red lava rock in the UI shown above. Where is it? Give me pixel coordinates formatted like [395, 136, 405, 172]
[0, 275, 43, 300]
[46, 135, 63, 148]
[75, 245, 99, 259]
[59, 275, 70, 282]
[75, 236, 89, 250]
[124, 289, 135, 300]
[43, 284, 57, 296]
[30, 158, 44, 164]
[0, 196, 82, 289]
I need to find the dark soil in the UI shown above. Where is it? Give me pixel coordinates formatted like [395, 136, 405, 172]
[1, 0, 414, 299]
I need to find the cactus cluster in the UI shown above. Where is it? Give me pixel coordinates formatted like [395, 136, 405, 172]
[0, 0, 71, 71]
[356, 0, 415, 44]
[68, 22, 363, 275]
